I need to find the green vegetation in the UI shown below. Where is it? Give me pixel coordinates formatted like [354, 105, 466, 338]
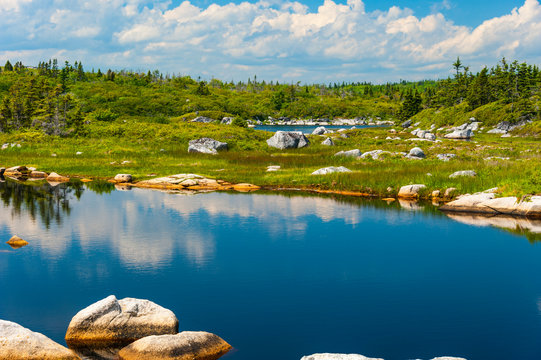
[0, 58, 539, 198]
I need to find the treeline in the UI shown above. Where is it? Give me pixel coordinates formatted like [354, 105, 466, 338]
[0, 57, 539, 135]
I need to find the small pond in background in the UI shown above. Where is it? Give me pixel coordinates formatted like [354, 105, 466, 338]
[1, 179, 541, 360]
[253, 124, 375, 133]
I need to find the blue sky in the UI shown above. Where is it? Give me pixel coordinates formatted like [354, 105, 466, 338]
[0, 0, 540, 83]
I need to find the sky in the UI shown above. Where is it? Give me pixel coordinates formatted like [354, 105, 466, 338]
[0, 0, 540, 83]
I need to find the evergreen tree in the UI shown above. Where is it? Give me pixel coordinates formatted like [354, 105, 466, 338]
[4, 60, 13, 72]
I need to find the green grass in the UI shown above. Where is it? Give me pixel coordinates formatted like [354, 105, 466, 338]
[1, 121, 540, 198]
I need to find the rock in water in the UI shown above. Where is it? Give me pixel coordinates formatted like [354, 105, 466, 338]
[114, 174, 133, 183]
[267, 131, 309, 149]
[398, 184, 426, 198]
[65, 295, 179, 347]
[117, 331, 231, 360]
[47, 172, 70, 182]
[0, 320, 80, 360]
[6, 235, 29, 249]
[431, 357, 468, 360]
[311, 166, 352, 175]
[301, 354, 383, 360]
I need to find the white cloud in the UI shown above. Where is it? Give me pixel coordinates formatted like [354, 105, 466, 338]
[0, 0, 31, 12]
[0, 0, 540, 82]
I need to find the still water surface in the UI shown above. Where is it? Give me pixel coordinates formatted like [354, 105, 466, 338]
[1, 180, 541, 360]
[253, 124, 371, 133]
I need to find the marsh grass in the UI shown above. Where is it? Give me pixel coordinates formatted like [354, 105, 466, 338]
[1, 123, 539, 197]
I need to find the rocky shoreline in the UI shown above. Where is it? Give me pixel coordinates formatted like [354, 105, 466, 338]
[1, 164, 541, 219]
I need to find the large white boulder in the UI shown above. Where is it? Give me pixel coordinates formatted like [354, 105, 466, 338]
[65, 295, 179, 347]
[0, 320, 80, 360]
[312, 126, 328, 135]
[117, 331, 231, 360]
[398, 184, 426, 198]
[188, 138, 228, 154]
[449, 170, 477, 178]
[267, 131, 310, 149]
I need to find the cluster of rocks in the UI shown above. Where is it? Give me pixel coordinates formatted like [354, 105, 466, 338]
[411, 127, 437, 141]
[300, 354, 466, 360]
[444, 118, 480, 140]
[114, 173, 260, 192]
[2, 142, 22, 150]
[1, 165, 70, 184]
[487, 119, 532, 135]
[0, 295, 231, 360]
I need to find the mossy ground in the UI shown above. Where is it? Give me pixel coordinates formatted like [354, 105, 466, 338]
[1, 120, 540, 198]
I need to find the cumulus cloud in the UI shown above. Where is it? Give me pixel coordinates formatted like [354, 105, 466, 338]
[0, 0, 540, 82]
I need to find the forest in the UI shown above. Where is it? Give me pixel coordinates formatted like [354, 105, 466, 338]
[0, 57, 540, 136]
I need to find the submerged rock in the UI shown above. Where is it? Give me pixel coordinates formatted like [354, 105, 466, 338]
[398, 184, 426, 199]
[65, 295, 179, 347]
[6, 235, 29, 249]
[267, 131, 310, 149]
[0, 320, 80, 360]
[301, 354, 383, 360]
[117, 331, 231, 360]
[311, 166, 352, 175]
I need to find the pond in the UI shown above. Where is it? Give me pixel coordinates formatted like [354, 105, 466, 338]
[253, 124, 377, 133]
[1, 180, 541, 360]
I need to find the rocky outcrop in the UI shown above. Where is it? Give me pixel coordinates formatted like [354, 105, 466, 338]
[65, 295, 179, 347]
[0, 320, 80, 360]
[191, 116, 216, 123]
[267, 131, 309, 149]
[6, 235, 29, 249]
[114, 174, 133, 183]
[334, 149, 362, 158]
[117, 331, 231, 360]
[301, 354, 383, 360]
[398, 184, 426, 199]
[188, 138, 228, 155]
[440, 193, 541, 218]
[311, 166, 352, 175]
[445, 129, 473, 139]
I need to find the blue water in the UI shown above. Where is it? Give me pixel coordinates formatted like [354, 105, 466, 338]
[1, 181, 541, 360]
[254, 125, 376, 133]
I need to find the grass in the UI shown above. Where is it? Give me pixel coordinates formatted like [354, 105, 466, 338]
[1, 119, 540, 198]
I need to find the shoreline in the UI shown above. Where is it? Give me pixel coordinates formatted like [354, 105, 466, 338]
[2, 168, 541, 219]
